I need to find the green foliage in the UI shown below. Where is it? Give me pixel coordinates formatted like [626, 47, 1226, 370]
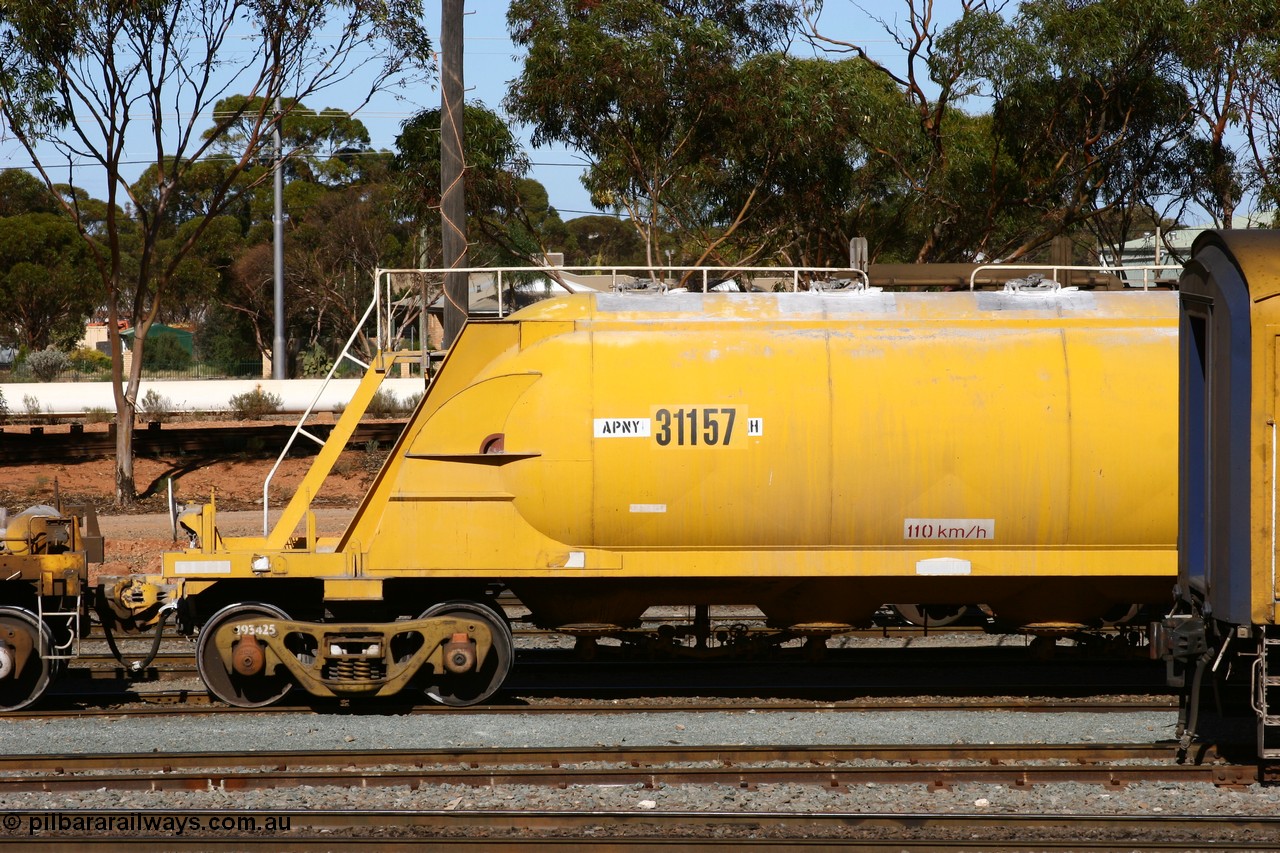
[25, 345, 69, 381]
[365, 388, 403, 419]
[564, 216, 646, 266]
[70, 346, 111, 375]
[21, 393, 43, 420]
[395, 102, 559, 266]
[229, 386, 283, 420]
[141, 332, 192, 371]
[0, 169, 58, 217]
[82, 406, 112, 424]
[139, 389, 174, 423]
[506, 0, 804, 262]
[0, 388, 8, 423]
[300, 343, 334, 378]
[0, 196, 102, 349]
[503, 0, 1280, 263]
[196, 305, 261, 377]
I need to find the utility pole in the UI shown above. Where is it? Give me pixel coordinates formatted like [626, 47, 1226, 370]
[440, 0, 468, 348]
[271, 94, 286, 379]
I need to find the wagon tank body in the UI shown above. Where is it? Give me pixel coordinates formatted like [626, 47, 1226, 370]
[147, 285, 1178, 707]
[348, 290, 1177, 628]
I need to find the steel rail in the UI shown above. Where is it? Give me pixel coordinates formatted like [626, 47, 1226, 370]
[0, 741, 1203, 774]
[25, 693, 1179, 718]
[0, 753, 1253, 793]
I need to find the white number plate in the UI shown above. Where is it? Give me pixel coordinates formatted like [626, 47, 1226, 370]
[233, 623, 277, 637]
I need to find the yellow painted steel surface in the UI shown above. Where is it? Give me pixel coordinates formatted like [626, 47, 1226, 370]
[1205, 231, 1280, 625]
[162, 289, 1177, 626]
[1232, 234, 1280, 626]
[353, 291, 1176, 571]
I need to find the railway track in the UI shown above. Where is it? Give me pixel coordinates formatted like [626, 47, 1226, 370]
[22, 693, 1180, 718]
[0, 742, 1243, 791]
[0, 744, 1269, 850]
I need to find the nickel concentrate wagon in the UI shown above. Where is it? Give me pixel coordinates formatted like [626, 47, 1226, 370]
[96, 269, 1178, 708]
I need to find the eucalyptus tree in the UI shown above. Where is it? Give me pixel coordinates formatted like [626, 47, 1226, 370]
[395, 102, 550, 267]
[0, 170, 104, 349]
[563, 215, 647, 267]
[0, 0, 431, 503]
[978, 0, 1194, 260]
[505, 0, 807, 271]
[0, 213, 103, 350]
[194, 102, 412, 371]
[800, 0, 1025, 261]
[1230, 9, 1280, 214]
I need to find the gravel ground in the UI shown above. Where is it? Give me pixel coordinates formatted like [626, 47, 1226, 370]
[10, 511, 1272, 830]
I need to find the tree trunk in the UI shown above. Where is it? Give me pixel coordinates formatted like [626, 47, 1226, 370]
[107, 301, 138, 506]
[114, 412, 136, 505]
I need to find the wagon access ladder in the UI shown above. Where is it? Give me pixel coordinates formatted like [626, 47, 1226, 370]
[259, 280, 423, 543]
[261, 350, 422, 549]
[1259, 626, 1280, 759]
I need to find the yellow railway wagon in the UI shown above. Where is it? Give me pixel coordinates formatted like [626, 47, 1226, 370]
[0, 505, 101, 710]
[143, 286, 1178, 707]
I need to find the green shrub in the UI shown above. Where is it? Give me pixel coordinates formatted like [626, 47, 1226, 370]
[83, 406, 113, 424]
[0, 388, 8, 424]
[26, 346, 70, 381]
[300, 344, 334, 378]
[22, 394, 44, 421]
[139, 388, 174, 423]
[70, 347, 111, 375]
[142, 333, 192, 371]
[365, 388, 402, 419]
[229, 385, 283, 419]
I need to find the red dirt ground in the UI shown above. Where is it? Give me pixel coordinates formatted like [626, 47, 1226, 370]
[1, 418, 388, 580]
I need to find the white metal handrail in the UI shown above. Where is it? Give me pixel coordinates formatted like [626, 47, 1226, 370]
[967, 263, 1183, 291]
[260, 294, 381, 535]
[374, 264, 874, 347]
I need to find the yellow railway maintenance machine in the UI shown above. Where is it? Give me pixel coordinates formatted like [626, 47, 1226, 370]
[1161, 229, 1280, 775]
[114, 273, 1179, 708]
[0, 504, 102, 710]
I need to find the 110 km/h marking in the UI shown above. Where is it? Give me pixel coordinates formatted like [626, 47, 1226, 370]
[903, 518, 995, 540]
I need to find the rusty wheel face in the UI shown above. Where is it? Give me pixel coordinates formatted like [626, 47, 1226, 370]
[419, 600, 513, 707]
[0, 607, 53, 712]
[196, 602, 294, 708]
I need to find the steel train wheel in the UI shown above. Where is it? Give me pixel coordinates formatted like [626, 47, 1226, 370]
[0, 606, 54, 711]
[419, 600, 513, 707]
[196, 602, 294, 708]
[893, 604, 969, 628]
